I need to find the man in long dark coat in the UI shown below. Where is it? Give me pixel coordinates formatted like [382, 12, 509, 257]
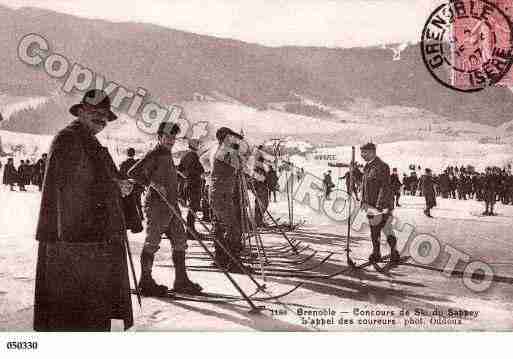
[3, 157, 17, 191]
[449, 173, 457, 199]
[420, 168, 437, 217]
[360, 143, 400, 264]
[18, 159, 28, 191]
[409, 171, 418, 196]
[483, 167, 499, 216]
[438, 171, 450, 199]
[209, 127, 244, 271]
[34, 154, 48, 191]
[33, 90, 133, 331]
[402, 173, 408, 195]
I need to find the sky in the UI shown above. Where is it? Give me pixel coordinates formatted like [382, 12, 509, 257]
[0, 0, 443, 48]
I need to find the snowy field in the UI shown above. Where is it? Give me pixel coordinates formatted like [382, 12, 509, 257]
[299, 140, 513, 179]
[1, 98, 513, 331]
[1, 181, 513, 331]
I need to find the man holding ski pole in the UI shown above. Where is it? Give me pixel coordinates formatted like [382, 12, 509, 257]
[209, 127, 245, 272]
[360, 142, 400, 264]
[128, 120, 203, 296]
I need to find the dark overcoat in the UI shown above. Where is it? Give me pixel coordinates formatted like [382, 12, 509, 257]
[420, 175, 437, 208]
[361, 156, 393, 210]
[2, 163, 18, 185]
[34, 120, 133, 331]
[483, 173, 498, 203]
[390, 173, 402, 194]
[178, 150, 205, 211]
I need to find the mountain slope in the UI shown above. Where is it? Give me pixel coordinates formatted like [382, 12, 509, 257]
[0, 5, 512, 134]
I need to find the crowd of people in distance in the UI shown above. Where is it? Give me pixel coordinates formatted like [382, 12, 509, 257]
[329, 162, 509, 218]
[387, 164, 511, 217]
[1, 154, 48, 191]
[400, 165, 511, 215]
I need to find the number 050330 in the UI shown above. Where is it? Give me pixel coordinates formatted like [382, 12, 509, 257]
[6, 341, 38, 350]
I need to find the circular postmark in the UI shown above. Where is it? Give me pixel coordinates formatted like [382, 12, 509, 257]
[421, 0, 513, 92]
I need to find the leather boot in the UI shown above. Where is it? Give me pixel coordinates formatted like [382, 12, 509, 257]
[226, 239, 246, 274]
[387, 235, 401, 263]
[173, 250, 202, 294]
[139, 251, 168, 297]
[369, 239, 382, 263]
[186, 211, 198, 237]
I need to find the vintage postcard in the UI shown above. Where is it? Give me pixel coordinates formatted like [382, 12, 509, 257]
[1, 0, 513, 342]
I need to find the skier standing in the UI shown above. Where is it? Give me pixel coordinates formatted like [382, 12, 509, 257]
[360, 143, 400, 264]
[209, 127, 244, 271]
[128, 121, 203, 296]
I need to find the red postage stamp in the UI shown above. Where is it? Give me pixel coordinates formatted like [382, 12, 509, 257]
[422, 0, 513, 92]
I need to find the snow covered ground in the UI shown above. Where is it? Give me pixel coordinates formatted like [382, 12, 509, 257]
[1, 182, 513, 331]
[1, 97, 513, 331]
[301, 140, 513, 177]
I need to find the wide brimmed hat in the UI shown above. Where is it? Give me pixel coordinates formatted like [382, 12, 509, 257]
[216, 127, 243, 142]
[69, 89, 117, 121]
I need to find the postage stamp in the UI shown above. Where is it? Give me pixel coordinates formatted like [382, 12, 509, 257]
[421, 0, 513, 92]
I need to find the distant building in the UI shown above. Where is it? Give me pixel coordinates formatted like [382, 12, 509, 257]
[192, 92, 216, 102]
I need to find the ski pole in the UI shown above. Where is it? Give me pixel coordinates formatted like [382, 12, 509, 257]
[239, 173, 268, 281]
[238, 173, 254, 255]
[290, 167, 294, 228]
[246, 178, 299, 254]
[123, 236, 142, 308]
[346, 146, 356, 267]
[286, 168, 292, 228]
